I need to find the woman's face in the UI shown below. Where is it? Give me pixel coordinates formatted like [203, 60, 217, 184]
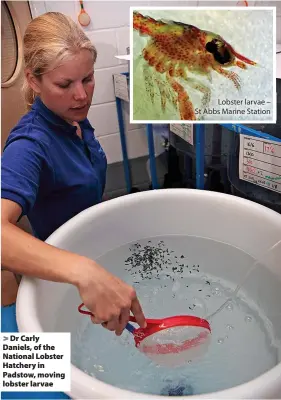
[29, 49, 95, 123]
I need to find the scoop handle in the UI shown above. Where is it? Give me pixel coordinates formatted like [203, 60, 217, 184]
[78, 303, 135, 333]
[129, 315, 159, 326]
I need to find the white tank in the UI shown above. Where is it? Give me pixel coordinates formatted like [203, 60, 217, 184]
[16, 189, 281, 399]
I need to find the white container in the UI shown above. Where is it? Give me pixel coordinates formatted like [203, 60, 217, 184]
[16, 189, 281, 399]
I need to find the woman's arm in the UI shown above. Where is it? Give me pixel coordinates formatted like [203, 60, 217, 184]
[1, 198, 146, 335]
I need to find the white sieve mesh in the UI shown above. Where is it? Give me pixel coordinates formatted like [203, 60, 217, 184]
[137, 326, 211, 367]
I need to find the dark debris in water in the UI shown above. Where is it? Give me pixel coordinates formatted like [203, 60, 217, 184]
[125, 240, 193, 281]
[124, 240, 214, 295]
[161, 379, 194, 396]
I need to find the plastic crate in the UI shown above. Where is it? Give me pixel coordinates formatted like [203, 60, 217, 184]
[169, 124, 232, 190]
[225, 79, 281, 213]
[226, 135, 281, 213]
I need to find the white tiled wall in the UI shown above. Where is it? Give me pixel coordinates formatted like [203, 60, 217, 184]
[29, 0, 281, 164]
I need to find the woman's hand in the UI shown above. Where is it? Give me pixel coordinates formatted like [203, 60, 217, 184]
[76, 259, 147, 336]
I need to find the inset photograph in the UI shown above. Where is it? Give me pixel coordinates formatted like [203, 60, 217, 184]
[131, 7, 275, 123]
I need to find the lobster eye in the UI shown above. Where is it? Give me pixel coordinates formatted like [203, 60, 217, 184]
[205, 39, 232, 65]
[214, 47, 232, 64]
[205, 40, 217, 54]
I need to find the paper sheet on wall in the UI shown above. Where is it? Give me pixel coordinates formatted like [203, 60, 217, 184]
[170, 124, 193, 146]
[113, 74, 129, 102]
[238, 134, 281, 194]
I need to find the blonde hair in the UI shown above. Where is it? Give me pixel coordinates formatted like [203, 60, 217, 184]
[22, 12, 97, 110]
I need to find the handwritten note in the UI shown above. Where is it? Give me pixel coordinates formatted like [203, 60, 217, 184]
[113, 74, 129, 102]
[170, 124, 193, 146]
[239, 134, 281, 194]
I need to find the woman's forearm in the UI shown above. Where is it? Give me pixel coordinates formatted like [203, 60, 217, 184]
[1, 221, 88, 286]
[2, 220, 147, 333]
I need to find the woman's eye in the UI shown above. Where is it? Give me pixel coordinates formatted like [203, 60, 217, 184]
[84, 75, 93, 83]
[58, 83, 70, 89]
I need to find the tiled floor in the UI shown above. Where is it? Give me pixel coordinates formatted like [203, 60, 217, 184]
[1, 270, 19, 306]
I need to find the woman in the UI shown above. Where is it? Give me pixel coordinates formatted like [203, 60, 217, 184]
[1, 12, 146, 336]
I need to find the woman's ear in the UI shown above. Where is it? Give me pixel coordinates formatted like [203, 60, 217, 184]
[25, 69, 41, 95]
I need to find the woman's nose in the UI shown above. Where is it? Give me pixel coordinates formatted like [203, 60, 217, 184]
[73, 83, 87, 101]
